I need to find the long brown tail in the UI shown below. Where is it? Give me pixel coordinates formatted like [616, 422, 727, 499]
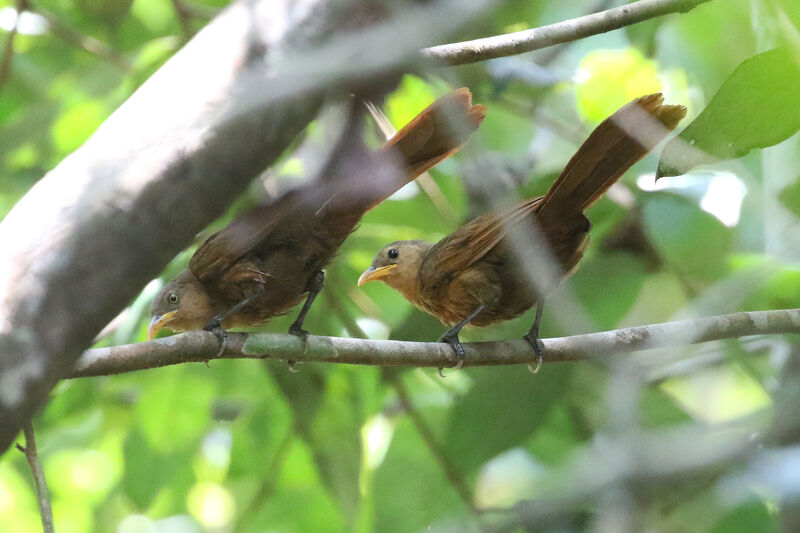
[362, 88, 487, 211]
[537, 93, 685, 222]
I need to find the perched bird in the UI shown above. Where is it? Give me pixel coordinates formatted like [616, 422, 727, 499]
[358, 93, 686, 370]
[148, 89, 487, 347]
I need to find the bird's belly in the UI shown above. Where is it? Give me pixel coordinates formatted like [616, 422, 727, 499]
[419, 268, 537, 327]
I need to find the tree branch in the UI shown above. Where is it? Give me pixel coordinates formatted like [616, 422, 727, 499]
[2, 0, 479, 455]
[70, 308, 800, 378]
[16, 423, 54, 533]
[421, 0, 714, 66]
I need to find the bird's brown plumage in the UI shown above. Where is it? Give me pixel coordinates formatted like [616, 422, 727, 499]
[359, 93, 686, 357]
[149, 89, 487, 340]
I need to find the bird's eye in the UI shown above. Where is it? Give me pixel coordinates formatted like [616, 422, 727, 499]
[388, 248, 399, 260]
[168, 293, 179, 305]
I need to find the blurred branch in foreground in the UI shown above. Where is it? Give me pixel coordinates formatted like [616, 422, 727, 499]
[71, 308, 800, 377]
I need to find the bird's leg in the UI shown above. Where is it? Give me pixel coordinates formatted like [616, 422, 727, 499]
[523, 301, 545, 374]
[288, 270, 325, 342]
[204, 285, 265, 358]
[286, 270, 325, 372]
[440, 304, 486, 371]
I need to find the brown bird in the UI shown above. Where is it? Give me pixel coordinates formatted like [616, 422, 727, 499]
[148, 89, 487, 347]
[358, 93, 686, 370]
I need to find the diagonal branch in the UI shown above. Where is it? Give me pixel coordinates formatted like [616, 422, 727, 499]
[1, 0, 494, 455]
[16, 423, 54, 533]
[421, 0, 715, 66]
[71, 308, 800, 378]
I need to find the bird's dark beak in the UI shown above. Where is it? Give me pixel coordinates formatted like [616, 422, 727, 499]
[358, 264, 397, 287]
[148, 310, 178, 341]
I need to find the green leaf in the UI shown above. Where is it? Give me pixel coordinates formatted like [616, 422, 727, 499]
[445, 365, 573, 474]
[373, 413, 472, 533]
[135, 369, 215, 453]
[568, 252, 647, 329]
[268, 362, 364, 525]
[122, 430, 180, 508]
[643, 194, 732, 281]
[707, 500, 777, 533]
[658, 46, 800, 178]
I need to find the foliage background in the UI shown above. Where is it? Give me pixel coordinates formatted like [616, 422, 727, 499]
[0, 0, 798, 531]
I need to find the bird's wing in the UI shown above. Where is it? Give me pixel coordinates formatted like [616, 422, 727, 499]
[188, 197, 297, 283]
[424, 197, 543, 275]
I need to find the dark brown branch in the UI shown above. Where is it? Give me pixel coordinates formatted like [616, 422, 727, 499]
[69, 308, 800, 378]
[16, 423, 54, 533]
[421, 0, 714, 66]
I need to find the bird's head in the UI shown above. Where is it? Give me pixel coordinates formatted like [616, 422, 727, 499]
[358, 240, 431, 301]
[148, 270, 213, 340]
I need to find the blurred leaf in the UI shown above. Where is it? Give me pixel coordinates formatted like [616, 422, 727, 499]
[373, 413, 472, 533]
[51, 100, 107, 154]
[641, 387, 691, 428]
[74, 0, 134, 26]
[575, 48, 663, 122]
[658, 47, 800, 178]
[569, 252, 647, 329]
[626, 17, 661, 57]
[779, 175, 800, 218]
[385, 75, 439, 131]
[445, 365, 573, 473]
[135, 369, 215, 453]
[130, 36, 180, 84]
[643, 193, 732, 281]
[268, 362, 363, 525]
[123, 429, 181, 508]
[707, 499, 777, 533]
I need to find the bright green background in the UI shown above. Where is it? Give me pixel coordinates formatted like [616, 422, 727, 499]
[1, 0, 798, 531]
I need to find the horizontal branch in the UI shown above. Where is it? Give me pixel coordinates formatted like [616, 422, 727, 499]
[421, 0, 714, 66]
[71, 308, 800, 378]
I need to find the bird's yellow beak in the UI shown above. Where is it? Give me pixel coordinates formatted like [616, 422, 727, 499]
[148, 310, 178, 341]
[358, 264, 397, 287]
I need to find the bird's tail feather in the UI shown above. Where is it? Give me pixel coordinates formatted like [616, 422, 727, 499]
[361, 88, 487, 211]
[537, 93, 685, 221]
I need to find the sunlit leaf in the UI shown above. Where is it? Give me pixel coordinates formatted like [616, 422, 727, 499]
[658, 47, 800, 178]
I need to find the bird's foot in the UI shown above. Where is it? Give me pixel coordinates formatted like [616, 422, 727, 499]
[523, 331, 543, 374]
[288, 322, 310, 373]
[288, 322, 309, 343]
[203, 316, 228, 358]
[440, 332, 466, 371]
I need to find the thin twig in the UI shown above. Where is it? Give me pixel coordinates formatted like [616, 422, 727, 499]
[29, 2, 131, 71]
[0, 0, 26, 89]
[421, 0, 714, 66]
[70, 308, 800, 378]
[16, 423, 54, 533]
[390, 373, 481, 518]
